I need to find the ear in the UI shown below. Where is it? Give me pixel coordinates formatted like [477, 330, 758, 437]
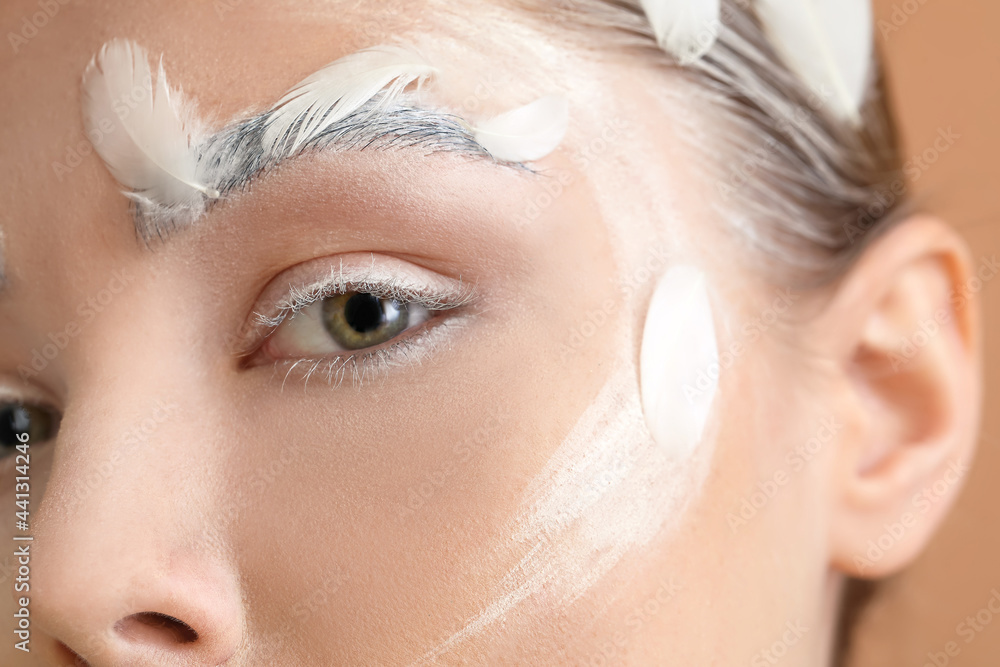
[820, 215, 985, 579]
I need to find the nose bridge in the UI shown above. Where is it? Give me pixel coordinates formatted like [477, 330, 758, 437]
[59, 396, 180, 511]
[29, 310, 245, 663]
[47, 255, 223, 530]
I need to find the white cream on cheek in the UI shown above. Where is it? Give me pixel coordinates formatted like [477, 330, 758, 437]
[414, 266, 720, 662]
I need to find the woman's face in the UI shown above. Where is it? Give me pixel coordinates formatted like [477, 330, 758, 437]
[0, 1, 919, 665]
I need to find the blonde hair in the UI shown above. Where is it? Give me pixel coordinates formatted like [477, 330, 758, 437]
[515, 0, 908, 287]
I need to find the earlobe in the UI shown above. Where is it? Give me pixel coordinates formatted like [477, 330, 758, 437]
[822, 216, 982, 579]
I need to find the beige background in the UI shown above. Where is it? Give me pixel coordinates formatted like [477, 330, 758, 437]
[848, 1, 1000, 665]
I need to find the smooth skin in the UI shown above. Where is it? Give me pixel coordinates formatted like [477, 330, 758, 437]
[0, 1, 981, 665]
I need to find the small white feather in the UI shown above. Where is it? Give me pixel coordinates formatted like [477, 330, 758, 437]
[639, 0, 721, 64]
[472, 95, 569, 163]
[756, 0, 873, 124]
[262, 45, 438, 156]
[81, 39, 217, 211]
[639, 265, 718, 458]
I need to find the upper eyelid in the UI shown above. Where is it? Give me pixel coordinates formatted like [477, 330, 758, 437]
[233, 257, 479, 358]
[256, 274, 478, 329]
[0, 381, 61, 414]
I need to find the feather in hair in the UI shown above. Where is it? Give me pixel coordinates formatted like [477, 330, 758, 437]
[755, 0, 873, 124]
[639, 0, 721, 64]
[81, 39, 218, 214]
[261, 45, 438, 157]
[471, 95, 569, 163]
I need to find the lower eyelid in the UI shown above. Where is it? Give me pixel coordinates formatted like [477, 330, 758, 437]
[265, 316, 469, 389]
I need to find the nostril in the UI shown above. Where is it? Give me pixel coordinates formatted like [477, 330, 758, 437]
[115, 612, 199, 646]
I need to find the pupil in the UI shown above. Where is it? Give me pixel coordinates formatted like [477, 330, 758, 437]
[0, 405, 29, 448]
[344, 294, 386, 334]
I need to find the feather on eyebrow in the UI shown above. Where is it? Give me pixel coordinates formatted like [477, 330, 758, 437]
[134, 102, 514, 242]
[199, 103, 502, 197]
[80, 41, 560, 243]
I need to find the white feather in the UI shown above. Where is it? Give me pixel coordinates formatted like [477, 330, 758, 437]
[472, 95, 569, 163]
[262, 45, 438, 157]
[639, 0, 721, 64]
[639, 265, 718, 458]
[81, 39, 217, 212]
[755, 0, 873, 124]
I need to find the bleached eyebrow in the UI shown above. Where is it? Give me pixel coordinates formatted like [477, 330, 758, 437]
[198, 103, 504, 196]
[135, 102, 518, 241]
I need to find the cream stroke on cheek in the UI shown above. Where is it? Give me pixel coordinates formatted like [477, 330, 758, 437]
[414, 265, 720, 662]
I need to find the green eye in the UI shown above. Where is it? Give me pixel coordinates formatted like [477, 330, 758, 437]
[321, 292, 411, 350]
[0, 403, 58, 453]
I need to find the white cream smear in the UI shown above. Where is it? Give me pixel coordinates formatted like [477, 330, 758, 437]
[414, 266, 720, 663]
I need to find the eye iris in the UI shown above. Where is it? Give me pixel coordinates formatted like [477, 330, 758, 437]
[0, 404, 53, 450]
[322, 292, 410, 350]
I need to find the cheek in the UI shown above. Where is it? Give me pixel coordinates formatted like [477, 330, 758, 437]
[218, 232, 630, 662]
[398, 276, 722, 660]
[669, 330, 837, 648]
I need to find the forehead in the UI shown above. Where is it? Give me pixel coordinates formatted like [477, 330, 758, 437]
[0, 1, 557, 264]
[0, 0, 717, 290]
[0, 0, 554, 126]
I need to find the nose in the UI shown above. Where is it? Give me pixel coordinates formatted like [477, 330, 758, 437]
[35, 550, 243, 666]
[27, 394, 245, 666]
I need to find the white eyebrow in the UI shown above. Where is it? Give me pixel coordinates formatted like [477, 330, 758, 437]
[132, 101, 518, 242]
[83, 41, 557, 242]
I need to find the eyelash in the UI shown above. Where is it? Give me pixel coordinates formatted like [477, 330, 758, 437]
[255, 274, 475, 330]
[247, 270, 477, 389]
[273, 320, 467, 390]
